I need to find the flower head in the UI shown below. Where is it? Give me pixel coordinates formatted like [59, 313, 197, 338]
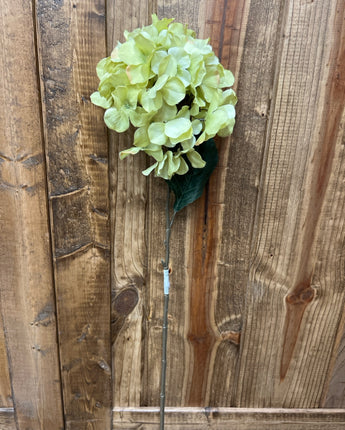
[91, 14, 237, 179]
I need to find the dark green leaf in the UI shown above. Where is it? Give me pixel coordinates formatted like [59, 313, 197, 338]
[166, 138, 218, 212]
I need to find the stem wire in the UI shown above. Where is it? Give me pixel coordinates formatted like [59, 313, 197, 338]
[160, 186, 177, 430]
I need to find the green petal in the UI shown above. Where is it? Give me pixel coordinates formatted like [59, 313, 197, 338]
[119, 146, 141, 159]
[133, 33, 155, 55]
[181, 137, 196, 151]
[175, 156, 189, 175]
[126, 64, 152, 84]
[129, 107, 155, 127]
[144, 146, 164, 161]
[189, 59, 206, 87]
[205, 104, 236, 135]
[151, 51, 168, 74]
[152, 102, 177, 122]
[161, 77, 186, 105]
[217, 118, 236, 137]
[219, 69, 235, 88]
[186, 149, 206, 168]
[104, 107, 130, 132]
[133, 127, 150, 147]
[90, 91, 112, 109]
[177, 68, 191, 87]
[158, 55, 178, 77]
[148, 122, 168, 145]
[151, 14, 174, 32]
[142, 161, 158, 176]
[118, 39, 146, 65]
[221, 89, 237, 106]
[165, 118, 192, 139]
[192, 119, 203, 135]
[140, 91, 163, 112]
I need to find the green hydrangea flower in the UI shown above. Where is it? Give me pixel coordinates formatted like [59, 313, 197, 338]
[91, 14, 237, 180]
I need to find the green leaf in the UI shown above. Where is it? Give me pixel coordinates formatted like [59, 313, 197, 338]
[166, 138, 218, 211]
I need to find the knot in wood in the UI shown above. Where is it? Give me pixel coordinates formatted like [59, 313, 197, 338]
[113, 287, 139, 317]
[286, 287, 315, 305]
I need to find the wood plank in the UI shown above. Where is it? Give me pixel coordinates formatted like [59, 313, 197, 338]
[106, 0, 153, 407]
[0, 0, 64, 428]
[35, 0, 112, 428]
[182, 0, 286, 407]
[236, 0, 345, 407]
[0, 317, 12, 407]
[141, 0, 212, 407]
[0, 409, 16, 430]
[113, 407, 345, 429]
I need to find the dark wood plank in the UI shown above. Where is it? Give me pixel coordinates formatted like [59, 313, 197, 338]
[0, 409, 16, 430]
[0, 0, 64, 428]
[35, 0, 112, 428]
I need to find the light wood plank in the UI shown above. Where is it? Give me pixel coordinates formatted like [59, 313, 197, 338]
[0, 0, 64, 428]
[236, 0, 345, 407]
[106, 0, 154, 407]
[35, 0, 112, 428]
[113, 407, 345, 429]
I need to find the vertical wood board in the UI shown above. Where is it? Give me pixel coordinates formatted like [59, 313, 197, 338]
[0, 0, 64, 428]
[236, 0, 345, 408]
[35, 0, 112, 428]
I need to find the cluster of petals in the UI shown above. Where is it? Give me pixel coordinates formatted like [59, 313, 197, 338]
[91, 14, 237, 179]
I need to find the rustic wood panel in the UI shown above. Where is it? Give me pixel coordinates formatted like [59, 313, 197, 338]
[0, 0, 64, 428]
[107, 0, 154, 407]
[141, 0, 209, 407]
[0, 409, 16, 430]
[184, 0, 286, 407]
[35, 0, 112, 428]
[236, 0, 345, 408]
[113, 407, 345, 429]
[323, 314, 345, 408]
[0, 318, 11, 407]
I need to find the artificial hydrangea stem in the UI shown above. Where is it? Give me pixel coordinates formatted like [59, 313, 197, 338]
[160, 186, 176, 430]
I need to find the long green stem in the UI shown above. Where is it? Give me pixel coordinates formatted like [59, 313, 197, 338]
[160, 186, 176, 430]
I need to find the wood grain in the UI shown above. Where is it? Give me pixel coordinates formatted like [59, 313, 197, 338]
[142, 0, 212, 407]
[183, 0, 286, 407]
[0, 409, 16, 430]
[35, 0, 112, 428]
[106, 0, 153, 407]
[113, 407, 345, 429]
[0, 0, 64, 428]
[236, 0, 345, 408]
[0, 317, 12, 407]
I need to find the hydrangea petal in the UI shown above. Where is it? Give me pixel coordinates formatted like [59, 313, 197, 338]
[142, 162, 158, 176]
[186, 149, 206, 168]
[104, 107, 130, 132]
[165, 118, 192, 139]
[161, 77, 185, 105]
[119, 146, 141, 159]
[148, 122, 168, 145]
[90, 91, 112, 109]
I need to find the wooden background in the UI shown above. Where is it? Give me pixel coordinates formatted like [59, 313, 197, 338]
[1, 0, 345, 429]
